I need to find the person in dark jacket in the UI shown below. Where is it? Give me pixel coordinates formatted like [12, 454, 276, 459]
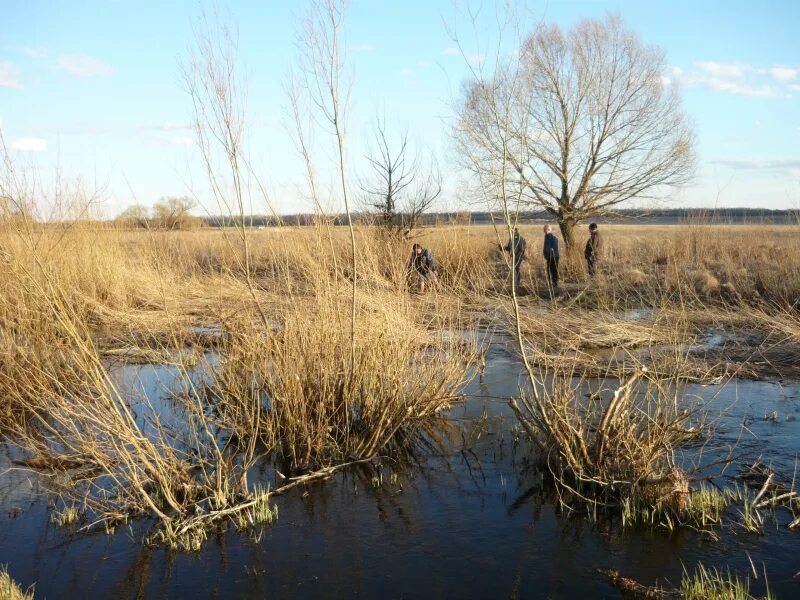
[501, 227, 527, 290]
[583, 222, 603, 277]
[543, 224, 559, 290]
[407, 243, 437, 293]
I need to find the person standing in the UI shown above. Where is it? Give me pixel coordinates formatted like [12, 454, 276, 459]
[407, 243, 437, 293]
[583, 222, 603, 278]
[543, 224, 560, 290]
[501, 227, 527, 290]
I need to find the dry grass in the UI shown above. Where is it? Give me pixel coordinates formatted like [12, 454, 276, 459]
[0, 220, 476, 548]
[510, 365, 704, 526]
[1, 219, 798, 547]
[209, 294, 472, 474]
[0, 566, 33, 600]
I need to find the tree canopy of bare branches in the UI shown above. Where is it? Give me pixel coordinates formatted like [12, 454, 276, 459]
[359, 116, 442, 237]
[456, 15, 696, 247]
[152, 196, 199, 230]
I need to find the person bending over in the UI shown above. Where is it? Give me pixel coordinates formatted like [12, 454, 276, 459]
[407, 243, 437, 293]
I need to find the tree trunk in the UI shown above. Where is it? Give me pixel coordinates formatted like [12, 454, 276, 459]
[559, 218, 576, 249]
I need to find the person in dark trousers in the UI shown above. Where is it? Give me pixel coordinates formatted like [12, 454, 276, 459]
[501, 227, 527, 290]
[543, 224, 560, 290]
[407, 243, 437, 293]
[584, 222, 603, 278]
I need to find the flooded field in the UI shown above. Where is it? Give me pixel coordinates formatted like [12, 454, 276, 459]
[2, 333, 798, 598]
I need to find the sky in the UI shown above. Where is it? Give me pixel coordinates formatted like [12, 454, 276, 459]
[1, 0, 799, 218]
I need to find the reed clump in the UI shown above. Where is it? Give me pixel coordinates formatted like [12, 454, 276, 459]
[680, 563, 773, 600]
[510, 366, 703, 527]
[602, 563, 772, 600]
[208, 293, 474, 474]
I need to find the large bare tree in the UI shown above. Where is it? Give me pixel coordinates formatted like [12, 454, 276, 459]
[456, 15, 696, 247]
[358, 116, 442, 237]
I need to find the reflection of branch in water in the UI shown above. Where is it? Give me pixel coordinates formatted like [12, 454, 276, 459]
[507, 485, 545, 515]
[459, 448, 486, 489]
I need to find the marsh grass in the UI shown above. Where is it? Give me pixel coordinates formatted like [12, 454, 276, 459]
[207, 294, 474, 474]
[0, 566, 33, 600]
[50, 505, 81, 527]
[680, 563, 773, 600]
[0, 218, 476, 549]
[1, 218, 799, 548]
[510, 362, 707, 527]
[603, 563, 772, 600]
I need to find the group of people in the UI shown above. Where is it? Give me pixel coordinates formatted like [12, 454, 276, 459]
[407, 222, 603, 293]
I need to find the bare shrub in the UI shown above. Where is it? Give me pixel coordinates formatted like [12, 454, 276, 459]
[209, 295, 474, 473]
[510, 365, 705, 526]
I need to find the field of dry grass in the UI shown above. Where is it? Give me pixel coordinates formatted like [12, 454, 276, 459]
[1, 219, 798, 547]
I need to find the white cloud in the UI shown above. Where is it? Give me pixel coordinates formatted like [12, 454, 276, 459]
[705, 79, 777, 97]
[710, 159, 800, 170]
[157, 121, 192, 131]
[675, 61, 780, 97]
[9, 137, 47, 152]
[58, 54, 114, 78]
[417, 59, 431, 68]
[23, 47, 48, 59]
[770, 65, 797, 83]
[694, 61, 746, 79]
[352, 43, 374, 53]
[0, 61, 23, 89]
[660, 75, 672, 87]
[399, 67, 413, 76]
[442, 47, 459, 56]
[170, 136, 194, 146]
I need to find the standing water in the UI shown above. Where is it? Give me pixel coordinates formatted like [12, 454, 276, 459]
[1, 336, 799, 598]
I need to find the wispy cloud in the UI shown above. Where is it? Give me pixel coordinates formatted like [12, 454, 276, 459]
[352, 43, 374, 53]
[154, 121, 192, 131]
[417, 59, 431, 68]
[674, 61, 798, 98]
[9, 137, 47, 152]
[58, 54, 114, 78]
[170, 136, 194, 146]
[442, 47, 459, 56]
[399, 67, 413, 77]
[769, 65, 797, 83]
[23, 47, 48, 59]
[710, 158, 800, 170]
[0, 61, 23, 89]
[694, 61, 746, 79]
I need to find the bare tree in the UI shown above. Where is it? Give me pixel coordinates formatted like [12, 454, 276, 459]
[181, 12, 274, 338]
[116, 204, 150, 229]
[359, 116, 442, 237]
[152, 196, 197, 230]
[456, 14, 696, 247]
[297, 0, 357, 370]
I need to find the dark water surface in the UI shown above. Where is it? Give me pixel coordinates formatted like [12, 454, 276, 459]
[1, 337, 799, 599]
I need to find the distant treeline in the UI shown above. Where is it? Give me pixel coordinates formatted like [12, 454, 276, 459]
[201, 208, 799, 228]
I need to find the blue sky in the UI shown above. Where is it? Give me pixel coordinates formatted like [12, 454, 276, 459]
[1, 0, 799, 217]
